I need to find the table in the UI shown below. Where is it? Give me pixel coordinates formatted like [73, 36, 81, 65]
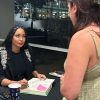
[20, 75, 63, 100]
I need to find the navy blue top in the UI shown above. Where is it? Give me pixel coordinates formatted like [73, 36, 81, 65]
[11, 50, 30, 80]
[0, 47, 36, 84]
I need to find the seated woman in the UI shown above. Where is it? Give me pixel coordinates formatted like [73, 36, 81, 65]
[0, 26, 46, 87]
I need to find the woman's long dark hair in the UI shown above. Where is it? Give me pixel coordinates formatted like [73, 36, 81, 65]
[2, 26, 29, 50]
[68, 0, 100, 32]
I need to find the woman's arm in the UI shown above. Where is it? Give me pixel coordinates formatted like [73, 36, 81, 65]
[60, 32, 92, 100]
[28, 47, 46, 80]
[1, 78, 17, 86]
[1, 78, 28, 88]
[0, 62, 28, 87]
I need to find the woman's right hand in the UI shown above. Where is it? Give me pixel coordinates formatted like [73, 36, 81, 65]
[18, 78, 28, 89]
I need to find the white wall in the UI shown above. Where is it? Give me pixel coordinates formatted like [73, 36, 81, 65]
[0, 0, 14, 39]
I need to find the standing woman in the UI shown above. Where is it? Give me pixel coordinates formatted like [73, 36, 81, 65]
[60, 0, 100, 100]
[0, 26, 46, 87]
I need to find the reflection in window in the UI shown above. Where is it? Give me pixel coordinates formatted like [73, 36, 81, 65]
[14, 0, 73, 48]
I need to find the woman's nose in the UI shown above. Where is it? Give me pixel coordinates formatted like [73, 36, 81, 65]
[19, 37, 23, 40]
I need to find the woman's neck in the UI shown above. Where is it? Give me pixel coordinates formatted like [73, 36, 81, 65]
[12, 46, 20, 53]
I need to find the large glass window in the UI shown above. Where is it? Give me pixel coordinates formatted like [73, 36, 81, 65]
[14, 0, 73, 49]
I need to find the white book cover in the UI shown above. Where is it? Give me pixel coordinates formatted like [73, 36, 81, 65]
[21, 78, 55, 96]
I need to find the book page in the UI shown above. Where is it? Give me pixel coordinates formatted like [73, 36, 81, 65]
[21, 78, 55, 96]
[28, 78, 54, 92]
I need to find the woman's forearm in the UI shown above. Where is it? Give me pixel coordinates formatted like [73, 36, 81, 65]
[1, 79, 17, 86]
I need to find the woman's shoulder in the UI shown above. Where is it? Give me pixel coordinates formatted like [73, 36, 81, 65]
[69, 29, 94, 51]
[0, 46, 6, 50]
[0, 47, 6, 52]
[71, 29, 92, 42]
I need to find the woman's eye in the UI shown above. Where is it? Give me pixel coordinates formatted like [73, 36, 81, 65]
[15, 35, 26, 38]
[15, 35, 20, 37]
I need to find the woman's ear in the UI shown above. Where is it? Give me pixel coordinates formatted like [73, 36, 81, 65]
[71, 3, 77, 26]
[72, 3, 77, 14]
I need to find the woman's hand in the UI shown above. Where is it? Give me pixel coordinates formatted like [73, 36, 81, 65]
[33, 71, 47, 80]
[36, 73, 47, 80]
[18, 78, 28, 89]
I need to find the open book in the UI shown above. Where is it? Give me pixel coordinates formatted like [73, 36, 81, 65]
[20, 78, 55, 96]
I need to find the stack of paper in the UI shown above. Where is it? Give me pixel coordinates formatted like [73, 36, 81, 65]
[49, 71, 64, 77]
[21, 78, 55, 96]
